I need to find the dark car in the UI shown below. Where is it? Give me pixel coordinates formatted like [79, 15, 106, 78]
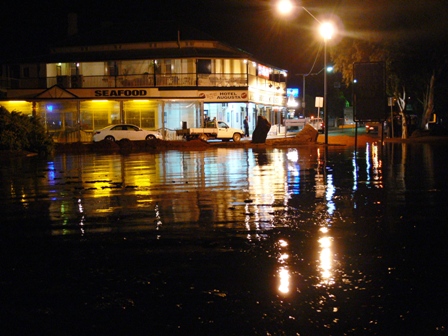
[365, 122, 379, 134]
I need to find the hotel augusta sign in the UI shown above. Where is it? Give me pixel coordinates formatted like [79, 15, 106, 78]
[199, 91, 248, 102]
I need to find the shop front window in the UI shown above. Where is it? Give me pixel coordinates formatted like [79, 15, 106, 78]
[165, 102, 198, 130]
[80, 100, 120, 131]
[36, 101, 78, 133]
[123, 100, 158, 129]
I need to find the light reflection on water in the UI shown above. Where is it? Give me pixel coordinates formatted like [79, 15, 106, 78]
[1, 141, 448, 334]
[318, 227, 334, 287]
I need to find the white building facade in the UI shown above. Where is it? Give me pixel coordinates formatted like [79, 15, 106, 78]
[0, 23, 288, 142]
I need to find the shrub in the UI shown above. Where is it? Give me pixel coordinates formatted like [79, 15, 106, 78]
[0, 106, 54, 156]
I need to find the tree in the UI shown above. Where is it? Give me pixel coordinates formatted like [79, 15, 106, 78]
[330, 39, 394, 88]
[0, 106, 54, 156]
[330, 37, 447, 138]
[422, 72, 435, 129]
[395, 87, 408, 139]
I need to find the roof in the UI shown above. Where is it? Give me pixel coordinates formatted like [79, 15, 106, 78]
[5, 21, 255, 64]
[57, 20, 216, 47]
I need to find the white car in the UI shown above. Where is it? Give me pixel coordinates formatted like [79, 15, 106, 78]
[93, 124, 162, 142]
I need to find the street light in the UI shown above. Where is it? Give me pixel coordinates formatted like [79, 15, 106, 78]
[276, 0, 294, 15]
[276, 0, 335, 144]
[319, 22, 334, 144]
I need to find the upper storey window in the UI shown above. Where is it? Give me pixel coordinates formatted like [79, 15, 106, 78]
[197, 59, 211, 74]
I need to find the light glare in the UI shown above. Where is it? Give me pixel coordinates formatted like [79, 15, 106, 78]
[277, 0, 293, 15]
[320, 22, 334, 40]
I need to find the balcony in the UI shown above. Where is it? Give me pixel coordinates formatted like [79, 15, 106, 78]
[3, 73, 251, 90]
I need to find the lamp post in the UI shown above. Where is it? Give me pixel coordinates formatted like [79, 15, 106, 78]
[296, 73, 308, 112]
[319, 22, 333, 144]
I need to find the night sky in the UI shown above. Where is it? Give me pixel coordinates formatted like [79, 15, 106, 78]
[1, 0, 447, 86]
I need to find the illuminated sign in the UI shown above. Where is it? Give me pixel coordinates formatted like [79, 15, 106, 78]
[287, 88, 299, 98]
[94, 89, 148, 97]
[257, 64, 271, 79]
[199, 91, 248, 101]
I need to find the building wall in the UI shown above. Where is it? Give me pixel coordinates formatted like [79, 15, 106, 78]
[1, 42, 288, 142]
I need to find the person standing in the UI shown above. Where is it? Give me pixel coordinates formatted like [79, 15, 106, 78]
[243, 116, 249, 137]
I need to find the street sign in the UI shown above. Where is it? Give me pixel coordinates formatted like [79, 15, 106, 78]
[353, 62, 386, 122]
[388, 97, 395, 106]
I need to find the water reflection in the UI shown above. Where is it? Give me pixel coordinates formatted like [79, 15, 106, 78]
[315, 147, 326, 199]
[317, 227, 334, 286]
[2, 141, 441, 240]
[2, 142, 448, 334]
[276, 239, 291, 295]
[365, 142, 382, 186]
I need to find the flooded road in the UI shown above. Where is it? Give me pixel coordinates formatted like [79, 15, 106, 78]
[1, 142, 448, 335]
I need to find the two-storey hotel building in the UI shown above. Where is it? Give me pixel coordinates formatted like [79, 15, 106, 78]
[0, 21, 288, 142]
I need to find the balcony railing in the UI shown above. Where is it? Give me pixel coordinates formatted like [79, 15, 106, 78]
[4, 73, 254, 90]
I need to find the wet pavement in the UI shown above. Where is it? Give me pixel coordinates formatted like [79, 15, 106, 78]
[1, 141, 448, 335]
